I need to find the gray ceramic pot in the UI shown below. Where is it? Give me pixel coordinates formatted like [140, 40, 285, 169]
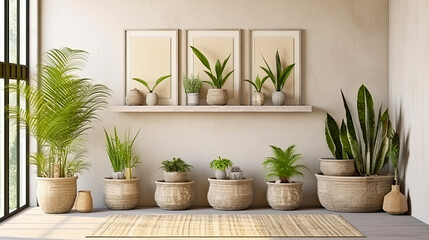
[272, 91, 285, 106]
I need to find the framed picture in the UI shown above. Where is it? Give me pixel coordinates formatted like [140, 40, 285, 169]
[125, 29, 178, 105]
[186, 29, 241, 105]
[250, 29, 301, 105]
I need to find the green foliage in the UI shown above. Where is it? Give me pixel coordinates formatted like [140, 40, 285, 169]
[209, 156, 233, 171]
[389, 130, 400, 185]
[339, 84, 394, 176]
[132, 75, 171, 93]
[325, 114, 353, 159]
[183, 74, 203, 93]
[8, 47, 111, 178]
[160, 157, 193, 172]
[104, 127, 141, 172]
[262, 145, 308, 183]
[244, 75, 269, 92]
[260, 50, 295, 92]
[190, 46, 234, 89]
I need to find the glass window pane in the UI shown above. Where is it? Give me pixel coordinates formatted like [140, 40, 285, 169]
[8, 80, 17, 212]
[0, 78, 5, 218]
[19, 81, 26, 207]
[9, 0, 18, 64]
[0, 1, 4, 62]
[19, 0, 26, 65]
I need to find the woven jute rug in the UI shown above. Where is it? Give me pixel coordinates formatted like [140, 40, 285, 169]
[86, 214, 365, 238]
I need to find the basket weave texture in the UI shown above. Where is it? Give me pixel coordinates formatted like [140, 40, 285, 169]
[36, 176, 78, 214]
[103, 178, 139, 210]
[155, 180, 195, 210]
[207, 178, 253, 210]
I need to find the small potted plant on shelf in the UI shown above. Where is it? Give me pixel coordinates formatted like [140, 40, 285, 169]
[229, 166, 243, 180]
[260, 50, 295, 106]
[103, 127, 141, 210]
[190, 46, 234, 105]
[184, 74, 202, 106]
[155, 157, 195, 210]
[383, 130, 408, 215]
[262, 144, 308, 210]
[8, 47, 111, 214]
[320, 113, 355, 176]
[209, 156, 233, 179]
[160, 157, 193, 182]
[132, 74, 171, 106]
[244, 75, 269, 106]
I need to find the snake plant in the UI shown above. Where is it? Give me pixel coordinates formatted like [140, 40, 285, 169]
[190, 46, 234, 89]
[244, 75, 269, 93]
[325, 114, 353, 159]
[260, 50, 295, 92]
[132, 75, 171, 93]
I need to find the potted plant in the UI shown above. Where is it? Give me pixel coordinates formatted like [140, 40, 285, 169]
[103, 127, 141, 210]
[160, 157, 193, 182]
[229, 166, 243, 180]
[244, 75, 268, 106]
[155, 157, 195, 210]
[316, 85, 395, 212]
[209, 156, 233, 179]
[260, 50, 295, 106]
[262, 144, 308, 210]
[190, 46, 234, 105]
[183, 74, 202, 106]
[383, 130, 408, 214]
[320, 113, 355, 176]
[132, 75, 171, 106]
[7, 47, 110, 214]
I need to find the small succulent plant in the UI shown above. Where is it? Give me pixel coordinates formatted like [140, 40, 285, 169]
[231, 166, 242, 172]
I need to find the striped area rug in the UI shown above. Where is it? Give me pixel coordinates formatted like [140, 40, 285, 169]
[86, 214, 365, 238]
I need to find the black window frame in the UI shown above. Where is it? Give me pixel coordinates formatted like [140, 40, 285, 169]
[0, 0, 30, 222]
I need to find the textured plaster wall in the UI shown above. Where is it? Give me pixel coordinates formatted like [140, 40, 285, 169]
[389, 0, 429, 224]
[36, 0, 389, 208]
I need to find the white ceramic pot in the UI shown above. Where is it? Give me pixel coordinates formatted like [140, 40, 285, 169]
[146, 92, 158, 106]
[252, 92, 265, 106]
[272, 91, 285, 106]
[187, 93, 200, 106]
[125, 88, 144, 106]
[214, 170, 226, 179]
[207, 89, 228, 105]
[230, 172, 243, 180]
[112, 172, 124, 179]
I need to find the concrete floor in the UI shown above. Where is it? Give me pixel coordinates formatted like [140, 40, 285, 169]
[0, 207, 428, 240]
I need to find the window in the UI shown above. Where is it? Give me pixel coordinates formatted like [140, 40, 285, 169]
[0, 0, 29, 222]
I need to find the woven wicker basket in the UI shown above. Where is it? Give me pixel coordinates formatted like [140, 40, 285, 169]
[155, 180, 195, 210]
[207, 178, 253, 210]
[319, 158, 356, 176]
[266, 181, 303, 210]
[36, 176, 78, 214]
[103, 178, 139, 210]
[316, 173, 394, 212]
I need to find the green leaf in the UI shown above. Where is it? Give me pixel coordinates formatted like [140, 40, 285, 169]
[340, 120, 353, 159]
[275, 50, 282, 80]
[203, 71, 219, 88]
[325, 113, 342, 159]
[278, 63, 295, 90]
[152, 75, 171, 92]
[132, 78, 151, 92]
[220, 54, 231, 73]
[244, 80, 258, 92]
[221, 70, 234, 88]
[215, 60, 222, 80]
[190, 46, 211, 72]
[202, 80, 215, 88]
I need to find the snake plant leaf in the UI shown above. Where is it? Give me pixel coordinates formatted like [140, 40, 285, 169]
[341, 90, 358, 143]
[275, 50, 282, 81]
[357, 85, 375, 156]
[191, 46, 211, 72]
[325, 113, 342, 159]
[132, 78, 151, 92]
[340, 120, 353, 159]
[152, 75, 171, 92]
[215, 60, 222, 80]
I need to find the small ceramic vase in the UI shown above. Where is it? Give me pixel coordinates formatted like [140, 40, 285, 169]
[125, 88, 144, 106]
[75, 190, 93, 213]
[112, 172, 124, 179]
[187, 93, 200, 106]
[383, 185, 408, 215]
[214, 170, 226, 179]
[146, 92, 158, 106]
[272, 91, 285, 106]
[253, 92, 265, 106]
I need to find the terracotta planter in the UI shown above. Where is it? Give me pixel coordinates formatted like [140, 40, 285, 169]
[207, 89, 228, 105]
[163, 172, 188, 182]
[36, 176, 78, 214]
[103, 178, 139, 210]
[316, 173, 393, 212]
[266, 181, 303, 210]
[75, 190, 93, 213]
[383, 185, 408, 215]
[272, 91, 285, 106]
[252, 92, 265, 106]
[155, 180, 195, 210]
[187, 93, 200, 106]
[207, 178, 253, 210]
[319, 158, 356, 176]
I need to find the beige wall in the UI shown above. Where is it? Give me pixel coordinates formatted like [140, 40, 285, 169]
[390, 0, 429, 224]
[38, 0, 389, 208]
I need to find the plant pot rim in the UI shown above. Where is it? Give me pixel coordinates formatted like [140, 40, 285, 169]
[315, 173, 393, 181]
[164, 171, 189, 173]
[208, 88, 227, 91]
[36, 176, 78, 181]
[104, 177, 140, 182]
[208, 177, 252, 182]
[319, 158, 355, 162]
[266, 181, 303, 185]
[155, 180, 195, 185]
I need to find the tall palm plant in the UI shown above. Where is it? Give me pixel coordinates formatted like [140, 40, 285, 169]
[8, 47, 111, 178]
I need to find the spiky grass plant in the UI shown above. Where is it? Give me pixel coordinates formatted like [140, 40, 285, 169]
[8, 47, 111, 178]
[160, 158, 193, 172]
[261, 50, 295, 92]
[104, 127, 140, 173]
[183, 74, 202, 93]
[262, 145, 308, 183]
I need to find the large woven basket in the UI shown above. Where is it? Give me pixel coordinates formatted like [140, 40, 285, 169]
[266, 181, 303, 210]
[103, 178, 139, 210]
[316, 173, 394, 212]
[36, 176, 78, 214]
[207, 178, 253, 210]
[155, 180, 195, 210]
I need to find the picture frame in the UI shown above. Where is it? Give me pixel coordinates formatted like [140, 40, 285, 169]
[250, 29, 301, 105]
[125, 29, 178, 105]
[186, 29, 241, 105]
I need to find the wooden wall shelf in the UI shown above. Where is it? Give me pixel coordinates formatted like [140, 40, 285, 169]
[111, 105, 313, 113]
